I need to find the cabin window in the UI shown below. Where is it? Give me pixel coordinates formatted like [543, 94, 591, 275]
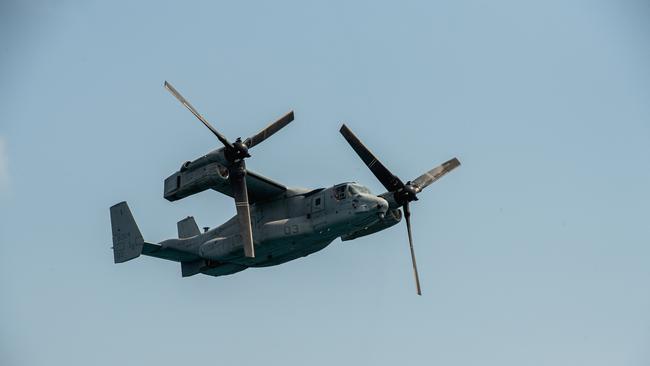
[334, 185, 346, 200]
[311, 194, 324, 213]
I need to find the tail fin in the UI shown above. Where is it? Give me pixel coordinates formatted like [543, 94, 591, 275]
[110, 201, 144, 263]
[177, 216, 201, 238]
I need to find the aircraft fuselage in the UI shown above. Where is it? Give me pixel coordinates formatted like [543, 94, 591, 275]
[157, 182, 400, 277]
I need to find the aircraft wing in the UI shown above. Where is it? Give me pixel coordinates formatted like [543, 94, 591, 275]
[142, 243, 200, 262]
[211, 169, 287, 204]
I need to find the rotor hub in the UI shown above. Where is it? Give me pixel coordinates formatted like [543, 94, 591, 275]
[225, 138, 251, 162]
[394, 183, 418, 205]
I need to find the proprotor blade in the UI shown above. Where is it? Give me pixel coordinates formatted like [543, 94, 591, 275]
[229, 161, 255, 258]
[339, 124, 404, 192]
[403, 202, 422, 295]
[244, 110, 295, 149]
[411, 158, 461, 193]
[164, 81, 233, 149]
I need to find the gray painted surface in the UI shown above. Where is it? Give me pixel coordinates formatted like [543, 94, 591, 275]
[111, 175, 392, 277]
[177, 216, 200, 239]
[109, 103, 458, 279]
[110, 202, 144, 263]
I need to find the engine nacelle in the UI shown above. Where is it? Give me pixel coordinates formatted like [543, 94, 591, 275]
[340, 208, 402, 241]
[164, 162, 230, 201]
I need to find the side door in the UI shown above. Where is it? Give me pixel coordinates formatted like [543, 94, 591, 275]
[310, 193, 327, 232]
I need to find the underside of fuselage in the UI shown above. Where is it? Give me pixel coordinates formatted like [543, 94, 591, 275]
[199, 236, 337, 277]
[248, 235, 337, 268]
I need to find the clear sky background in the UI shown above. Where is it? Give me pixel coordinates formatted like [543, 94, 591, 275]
[1, 0, 649, 365]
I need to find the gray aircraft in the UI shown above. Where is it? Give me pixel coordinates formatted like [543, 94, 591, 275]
[110, 81, 460, 294]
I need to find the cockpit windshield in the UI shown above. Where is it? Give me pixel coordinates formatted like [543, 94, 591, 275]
[334, 183, 372, 200]
[348, 184, 371, 195]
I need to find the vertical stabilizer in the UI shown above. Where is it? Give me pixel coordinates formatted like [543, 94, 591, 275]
[181, 259, 205, 277]
[110, 201, 144, 263]
[177, 216, 200, 238]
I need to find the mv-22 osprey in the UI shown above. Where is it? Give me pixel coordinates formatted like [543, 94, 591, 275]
[110, 81, 460, 294]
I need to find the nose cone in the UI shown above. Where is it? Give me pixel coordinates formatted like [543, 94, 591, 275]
[375, 196, 389, 214]
[353, 195, 389, 215]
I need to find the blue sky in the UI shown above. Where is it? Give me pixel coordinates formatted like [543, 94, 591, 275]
[2, 1, 650, 365]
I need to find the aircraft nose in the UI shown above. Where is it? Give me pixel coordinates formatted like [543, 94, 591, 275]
[375, 197, 389, 213]
[353, 195, 389, 214]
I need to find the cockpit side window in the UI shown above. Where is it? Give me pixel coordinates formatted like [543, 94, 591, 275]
[334, 185, 346, 200]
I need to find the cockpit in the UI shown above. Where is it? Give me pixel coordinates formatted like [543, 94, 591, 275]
[333, 183, 372, 201]
[348, 184, 371, 195]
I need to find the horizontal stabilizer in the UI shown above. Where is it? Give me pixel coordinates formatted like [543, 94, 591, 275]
[142, 243, 200, 262]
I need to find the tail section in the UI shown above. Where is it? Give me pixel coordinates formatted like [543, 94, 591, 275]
[177, 216, 201, 238]
[110, 201, 144, 263]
